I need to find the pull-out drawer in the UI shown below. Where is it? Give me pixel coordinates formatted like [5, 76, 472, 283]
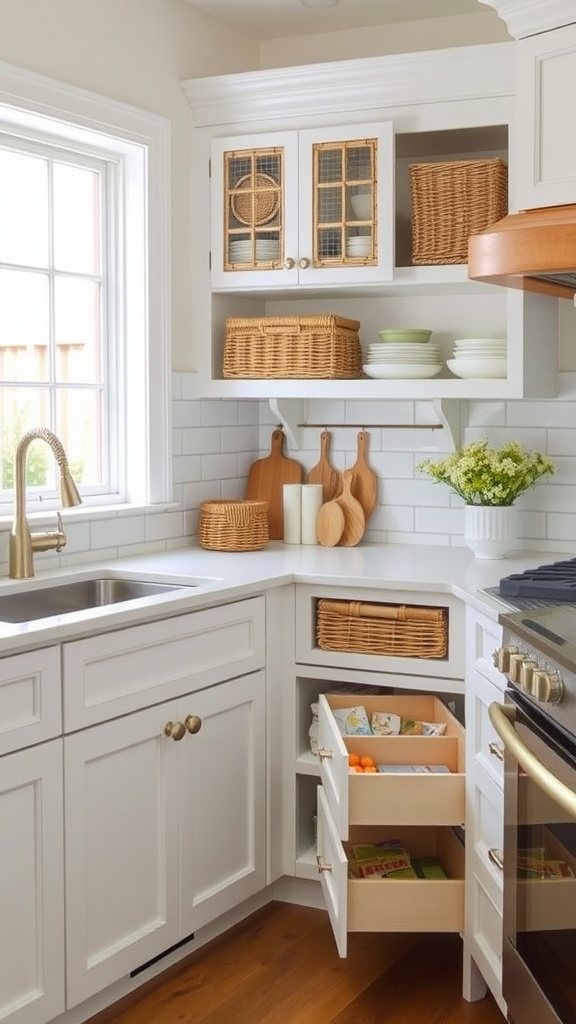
[0, 647, 61, 755]
[318, 693, 465, 838]
[317, 787, 465, 957]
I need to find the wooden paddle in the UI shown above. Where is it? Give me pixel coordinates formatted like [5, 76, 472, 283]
[350, 431, 378, 521]
[306, 430, 341, 503]
[316, 499, 345, 547]
[245, 428, 303, 540]
[336, 469, 365, 546]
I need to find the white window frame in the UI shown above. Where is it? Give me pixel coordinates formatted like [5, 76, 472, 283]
[0, 59, 171, 512]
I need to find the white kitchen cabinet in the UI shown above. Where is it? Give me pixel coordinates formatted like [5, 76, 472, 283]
[0, 646, 64, 1024]
[64, 671, 266, 1008]
[515, 23, 576, 210]
[463, 606, 507, 1018]
[183, 43, 557, 406]
[0, 740, 65, 1024]
[210, 124, 393, 290]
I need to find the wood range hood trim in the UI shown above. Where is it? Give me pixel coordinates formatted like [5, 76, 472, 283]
[468, 204, 576, 300]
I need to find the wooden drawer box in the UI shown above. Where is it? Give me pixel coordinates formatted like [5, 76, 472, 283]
[318, 787, 464, 957]
[318, 693, 465, 839]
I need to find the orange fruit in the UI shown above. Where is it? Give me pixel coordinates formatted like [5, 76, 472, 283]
[360, 755, 375, 768]
[348, 753, 360, 767]
[363, 765, 377, 773]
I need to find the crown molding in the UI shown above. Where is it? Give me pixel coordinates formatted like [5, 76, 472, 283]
[476, 0, 576, 38]
[181, 42, 514, 127]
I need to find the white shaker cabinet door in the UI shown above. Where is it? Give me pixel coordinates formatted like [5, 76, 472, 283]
[0, 740, 65, 1024]
[64, 702, 181, 1008]
[179, 671, 266, 934]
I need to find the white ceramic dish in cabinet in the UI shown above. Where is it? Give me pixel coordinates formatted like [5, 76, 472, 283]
[318, 693, 465, 840]
[317, 787, 465, 957]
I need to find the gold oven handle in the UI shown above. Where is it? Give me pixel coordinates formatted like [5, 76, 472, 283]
[489, 702, 576, 820]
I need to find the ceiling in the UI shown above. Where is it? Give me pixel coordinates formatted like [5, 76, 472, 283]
[184, 0, 489, 41]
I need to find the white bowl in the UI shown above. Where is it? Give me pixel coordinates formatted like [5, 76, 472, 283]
[350, 194, 372, 220]
[446, 357, 507, 379]
[363, 363, 442, 379]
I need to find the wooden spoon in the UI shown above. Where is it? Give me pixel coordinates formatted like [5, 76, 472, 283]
[350, 431, 378, 521]
[316, 499, 345, 547]
[336, 469, 365, 547]
[306, 430, 341, 503]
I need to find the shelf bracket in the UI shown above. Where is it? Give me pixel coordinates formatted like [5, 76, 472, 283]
[432, 399, 467, 451]
[268, 398, 306, 450]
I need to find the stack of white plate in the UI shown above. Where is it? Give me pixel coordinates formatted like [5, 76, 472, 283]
[229, 239, 280, 262]
[446, 338, 507, 379]
[363, 342, 443, 379]
[346, 236, 372, 257]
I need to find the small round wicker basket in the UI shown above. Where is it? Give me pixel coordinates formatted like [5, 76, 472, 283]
[199, 499, 269, 551]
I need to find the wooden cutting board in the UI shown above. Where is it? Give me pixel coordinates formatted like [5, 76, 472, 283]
[316, 499, 345, 547]
[245, 428, 303, 540]
[306, 430, 341, 503]
[336, 469, 365, 547]
[350, 431, 378, 521]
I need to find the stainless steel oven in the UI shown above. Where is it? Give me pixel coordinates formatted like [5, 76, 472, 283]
[490, 604, 576, 1024]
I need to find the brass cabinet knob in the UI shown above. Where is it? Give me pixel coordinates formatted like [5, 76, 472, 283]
[298, 257, 310, 269]
[283, 257, 295, 269]
[164, 720, 186, 741]
[185, 714, 202, 735]
[316, 854, 332, 873]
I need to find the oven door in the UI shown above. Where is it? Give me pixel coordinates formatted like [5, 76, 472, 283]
[490, 695, 576, 1024]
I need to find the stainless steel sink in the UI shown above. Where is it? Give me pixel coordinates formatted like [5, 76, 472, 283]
[0, 578, 195, 623]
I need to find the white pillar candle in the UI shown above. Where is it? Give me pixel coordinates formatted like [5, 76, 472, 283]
[283, 483, 302, 544]
[301, 484, 323, 544]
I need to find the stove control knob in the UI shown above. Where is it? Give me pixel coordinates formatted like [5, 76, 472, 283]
[493, 646, 518, 673]
[531, 670, 564, 705]
[519, 660, 538, 690]
[508, 652, 526, 684]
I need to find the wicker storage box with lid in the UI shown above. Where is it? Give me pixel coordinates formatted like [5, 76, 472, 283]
[316, 599, 448, 659]
[199, 499, 268, 551]
[409, 157, 508, 266]
[223, 314, 362, 379]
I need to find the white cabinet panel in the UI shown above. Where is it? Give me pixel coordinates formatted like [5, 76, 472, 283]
[0, 647, 61, 756]
[0, 741, 65, 1024]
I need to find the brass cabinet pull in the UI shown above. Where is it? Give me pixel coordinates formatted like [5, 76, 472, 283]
[185, 714, 202, 735]
[283, 257, 295, 269]
[164, 720, 186, 741]
[317, 748, 333, 760]
[316, 855, 332, 873]
[298, 257, 310, 269]
[488, 847, 504, 872]
[488, 741, 504, 761]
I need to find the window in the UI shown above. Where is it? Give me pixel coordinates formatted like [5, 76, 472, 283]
[0, 63, 171, 514]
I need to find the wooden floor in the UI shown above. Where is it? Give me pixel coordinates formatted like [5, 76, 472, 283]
[93, 902, 505, 1024]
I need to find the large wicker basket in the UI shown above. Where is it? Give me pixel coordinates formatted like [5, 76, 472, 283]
[409, 158, 508, 266]
[199, 499, 269, 551]
[223, 314, 362, 379]
[316, 599, 448, 659]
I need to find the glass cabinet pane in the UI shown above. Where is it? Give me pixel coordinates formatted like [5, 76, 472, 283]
[223, 148, 283, 271]
[313, 138, 377, 267]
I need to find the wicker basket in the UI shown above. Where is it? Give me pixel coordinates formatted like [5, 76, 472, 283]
[316, 599, 448, 659]
[409, 158, 508, 265]
[223, 314, 362, 379]
[199, 500, 269, 551]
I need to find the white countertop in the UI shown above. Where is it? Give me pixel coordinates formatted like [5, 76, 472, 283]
[0, 541, 561, 653]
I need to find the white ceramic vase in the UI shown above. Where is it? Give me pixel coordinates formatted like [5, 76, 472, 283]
[464, 504, 513, 559]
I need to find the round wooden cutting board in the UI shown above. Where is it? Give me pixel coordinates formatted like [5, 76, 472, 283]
[316, 499, 345, 546]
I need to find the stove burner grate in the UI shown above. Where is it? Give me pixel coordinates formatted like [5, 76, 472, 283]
[499, 557, 576, 601]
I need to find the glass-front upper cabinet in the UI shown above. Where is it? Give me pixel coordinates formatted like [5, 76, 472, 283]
[210, 123, 394, 289]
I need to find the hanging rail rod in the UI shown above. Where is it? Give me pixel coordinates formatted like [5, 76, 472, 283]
[296, 422, 444, 430]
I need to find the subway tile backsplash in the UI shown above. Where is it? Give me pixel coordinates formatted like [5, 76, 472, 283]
[1, 371, 575, 577]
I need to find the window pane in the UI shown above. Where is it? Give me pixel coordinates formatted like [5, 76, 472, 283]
[54, 277, 102, 382]
[0, 270, 49, 381]
[0, 388, 53, 490]
[53, 163, 101, 274]
[0, 149, 49, 267]
[55, 388, 104, 487]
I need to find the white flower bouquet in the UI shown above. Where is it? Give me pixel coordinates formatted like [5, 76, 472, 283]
[417, 440, 556, 506]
